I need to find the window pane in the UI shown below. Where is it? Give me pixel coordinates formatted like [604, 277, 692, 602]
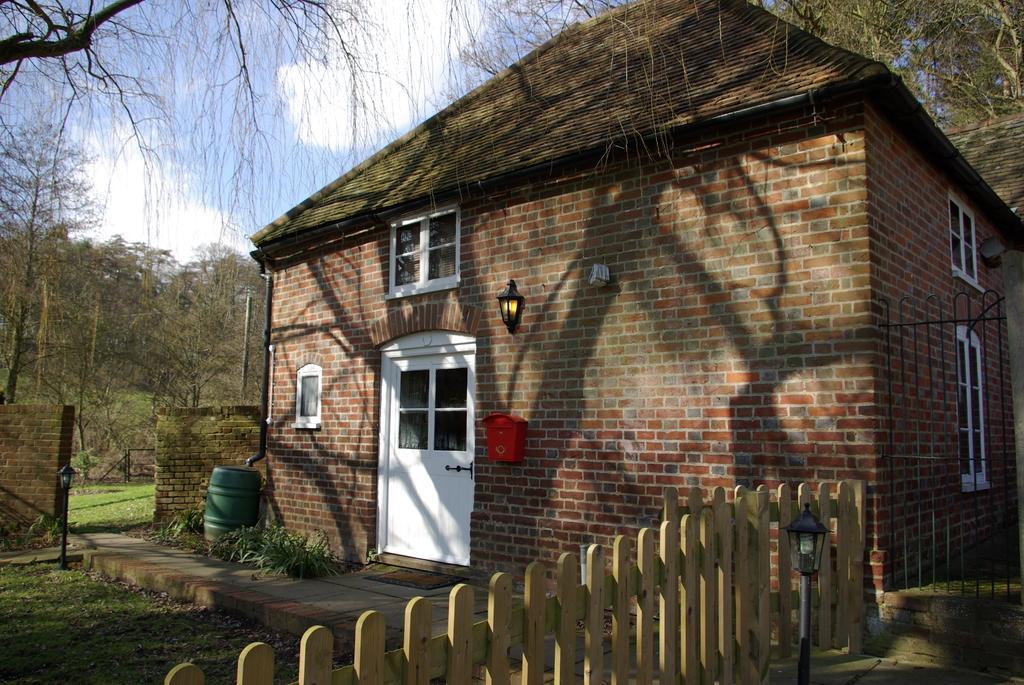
[434, 411, 467, 450]
[973, 429, 984, 476]
[950, 201, 962, 270]
[400, 370, 429, 408]
[397, 224, 419, 254]
[963, 214, 975, 276]
[395, 254, 420, 285]
[429, 213, 456, 247]
[959, 431, 971, 475]
[957, 339, 968, 384]
[299, 375, 319, 417]
[428, 245, 456, 279]
[436, 368, 468, 408]
[399, 412, 428, 449]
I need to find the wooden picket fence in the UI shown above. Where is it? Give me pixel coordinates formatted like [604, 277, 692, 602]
[165, 480, 865, 685]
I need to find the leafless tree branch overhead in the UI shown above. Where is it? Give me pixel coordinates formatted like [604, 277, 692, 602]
[0, 0, 145, 65]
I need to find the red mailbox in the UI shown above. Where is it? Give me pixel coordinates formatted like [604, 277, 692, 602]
[482, 413, 527, 462]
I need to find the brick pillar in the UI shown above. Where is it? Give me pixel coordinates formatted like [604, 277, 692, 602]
[0, 404, 75, 527]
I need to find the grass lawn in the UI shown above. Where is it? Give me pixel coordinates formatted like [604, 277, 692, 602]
[0, 564, 301, 685]
[69, 482, 155, 533]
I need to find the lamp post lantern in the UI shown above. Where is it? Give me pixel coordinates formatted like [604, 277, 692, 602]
[784, 502, 829, 685]
[57, 464, 76, 570]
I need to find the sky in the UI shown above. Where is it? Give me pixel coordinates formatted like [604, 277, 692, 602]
[5, 0, 493, 264]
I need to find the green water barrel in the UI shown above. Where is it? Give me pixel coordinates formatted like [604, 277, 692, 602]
[204, 466, 261, 541]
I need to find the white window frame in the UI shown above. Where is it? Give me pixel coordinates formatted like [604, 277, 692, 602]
[956, 326, 988, 491]
[293, 363, 322, 429]
[387, 206, 461, 298]
[949, 194, 980, 287]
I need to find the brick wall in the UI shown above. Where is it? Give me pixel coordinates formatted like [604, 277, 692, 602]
[0, 404, 75, 528]
[264, 96, 885, 570]
[867, 592, 1024, 677]
[154, 406, 261, 524]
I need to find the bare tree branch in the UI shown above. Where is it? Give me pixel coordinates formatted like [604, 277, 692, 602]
[0, 0, 144, 65]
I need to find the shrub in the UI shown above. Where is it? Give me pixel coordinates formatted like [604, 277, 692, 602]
[210, 525, 338, 578]
[27, 514, 63, 543]
[71, 450, 98, 481]
[166, 508, 204, 536]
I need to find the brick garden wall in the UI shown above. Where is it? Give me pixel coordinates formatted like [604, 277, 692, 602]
[264, 96, 884, 570]
[154, 406, 261, 524]
[0, 404, 75, 528]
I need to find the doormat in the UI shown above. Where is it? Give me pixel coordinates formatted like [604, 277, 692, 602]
[367, 570, 466, 590]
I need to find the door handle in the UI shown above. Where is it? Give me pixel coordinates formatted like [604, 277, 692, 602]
[445, 463, 474, 479]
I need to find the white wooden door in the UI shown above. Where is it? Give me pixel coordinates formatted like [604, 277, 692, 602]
[378, 333, 475, 566]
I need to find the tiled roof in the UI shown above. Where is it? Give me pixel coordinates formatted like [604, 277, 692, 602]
[252, 0, 887, 246]
[948, 113, 1024, 213]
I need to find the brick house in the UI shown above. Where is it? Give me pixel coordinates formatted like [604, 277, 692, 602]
[249, 0, 1023, 589]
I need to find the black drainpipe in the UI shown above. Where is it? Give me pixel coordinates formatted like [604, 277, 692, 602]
[245, 251, 273, 466]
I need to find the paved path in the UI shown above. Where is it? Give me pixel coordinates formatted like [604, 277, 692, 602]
[70, 532, 487, 651]
[6, 533, 1020, 683]
[769, 651, 1022, 684]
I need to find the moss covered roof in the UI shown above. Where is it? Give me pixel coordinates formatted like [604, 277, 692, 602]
[948, 113, 1024, 214]
[252, 0, 886, 247]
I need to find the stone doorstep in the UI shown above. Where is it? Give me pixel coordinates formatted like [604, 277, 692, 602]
[81, 549, 360, 655]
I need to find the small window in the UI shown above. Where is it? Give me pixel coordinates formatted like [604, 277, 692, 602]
[949, 196, 978, 284]
[388, 208, 460, 297]
[294, 364, 322, 429]
[956, 327, 987, 490]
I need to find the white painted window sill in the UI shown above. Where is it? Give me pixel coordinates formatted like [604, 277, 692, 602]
[292, 421, 321, 430]
[951, 269, 984, 293]
[386, 275, 459, 300]
[961, 480, 991, 493]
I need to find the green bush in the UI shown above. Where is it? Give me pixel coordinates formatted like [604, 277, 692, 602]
[210, 525, 338, 578]
[71, 450, 99, 481]
[166, 508, 204, 536]
[0, 514, 63, 551]
[27, 514, 63, 543]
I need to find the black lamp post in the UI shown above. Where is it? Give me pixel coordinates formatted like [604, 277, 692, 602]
[57, 464, 76, 570]
[496, 279, 525, 334]
[784, 502, 829, 685]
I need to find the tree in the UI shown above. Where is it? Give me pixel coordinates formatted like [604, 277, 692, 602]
[148, 245, 264, 409]
[754, 0, 1024, 125]
[0, 0, 384, 234]
[0, 124, 95, 403]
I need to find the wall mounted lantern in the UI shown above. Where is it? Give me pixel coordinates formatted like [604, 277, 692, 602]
[784, 502, 829, 685]
[57, 464, 76, 570]
[496, 280, 525, 334]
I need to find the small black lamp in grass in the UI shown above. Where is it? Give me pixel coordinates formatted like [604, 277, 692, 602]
[785, 502, 829, 685]
[57, 464, 76, 570]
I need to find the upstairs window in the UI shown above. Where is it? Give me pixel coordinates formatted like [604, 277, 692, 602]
[949, 196, 977, 284]
[956, 326, 987, 490]
[389, 208, 460, 297]
[294, 363, 322, 429]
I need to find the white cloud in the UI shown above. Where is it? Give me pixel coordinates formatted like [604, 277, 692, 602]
[85, 140, 248, 264]
[277, 0, 481, 152]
